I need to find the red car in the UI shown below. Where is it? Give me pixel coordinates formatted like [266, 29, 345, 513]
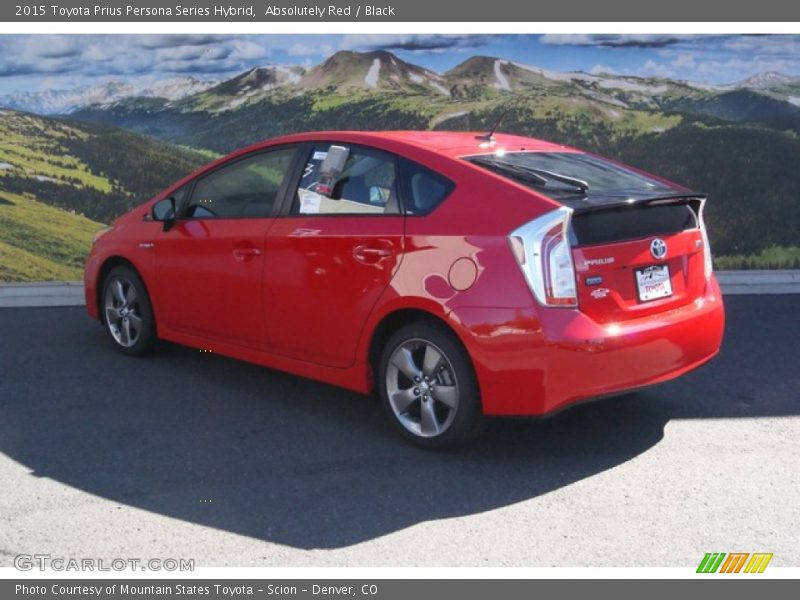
[84, 131, 725, 448]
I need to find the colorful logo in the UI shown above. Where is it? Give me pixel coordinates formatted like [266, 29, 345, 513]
[697, 552, 773, 573]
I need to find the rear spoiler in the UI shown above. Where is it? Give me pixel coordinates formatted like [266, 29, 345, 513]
[561, 192, 707, 214]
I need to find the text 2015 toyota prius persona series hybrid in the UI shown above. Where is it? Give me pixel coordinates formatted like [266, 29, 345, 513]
[85, 131, 725, 448]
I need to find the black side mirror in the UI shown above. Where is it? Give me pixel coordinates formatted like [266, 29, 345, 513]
[152, 197, 176, 232]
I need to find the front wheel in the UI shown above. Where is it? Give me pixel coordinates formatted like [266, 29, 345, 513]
[102, 265, 156, 356]
[378, 321, 483, 449]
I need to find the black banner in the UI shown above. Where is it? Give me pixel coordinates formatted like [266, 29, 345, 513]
[3, 579, 792, 600]
[3, 0, 800, 22]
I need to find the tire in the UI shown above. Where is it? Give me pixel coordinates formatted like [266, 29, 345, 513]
[378, 320, 483, 449]
[101, 265, 156, 356]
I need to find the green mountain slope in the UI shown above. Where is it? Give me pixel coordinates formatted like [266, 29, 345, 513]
[0, 190, 102, 281]
[614, 122, 800, 256]
[0, 109, 209, 280]
[668, 89, 800, 122]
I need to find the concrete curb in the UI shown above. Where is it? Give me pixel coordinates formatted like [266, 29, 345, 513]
[0, 281, 85, 308]
[715, 270, 800, 295]
[1, 271, 798, 308]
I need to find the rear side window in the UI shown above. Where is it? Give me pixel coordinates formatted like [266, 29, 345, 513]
[292, 144, 400, 216]
[398, 159, 454, 215]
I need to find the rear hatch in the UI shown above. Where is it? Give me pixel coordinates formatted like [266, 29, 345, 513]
[570, 197, 707, 324]
[466, 151, 711, 322]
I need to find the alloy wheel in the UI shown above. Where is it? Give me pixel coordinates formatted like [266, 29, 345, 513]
[104, 277, 143, 348]
[385, 338, 460, 438]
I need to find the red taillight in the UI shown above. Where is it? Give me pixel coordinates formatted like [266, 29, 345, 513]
[509, 207, 577, 307]
[541, 223, 577, 305]
[698, 199, 713, 280]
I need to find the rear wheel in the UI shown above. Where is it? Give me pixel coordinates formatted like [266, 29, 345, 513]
[101, 265, 156, 356]
[378, 321, 482, 449]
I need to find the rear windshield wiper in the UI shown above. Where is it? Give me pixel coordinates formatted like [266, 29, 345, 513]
[470, 158, 589, 194]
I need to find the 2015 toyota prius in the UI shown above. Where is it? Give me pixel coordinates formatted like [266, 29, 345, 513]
[84, 131, 725, 448]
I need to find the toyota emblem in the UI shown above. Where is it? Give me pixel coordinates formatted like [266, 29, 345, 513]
[650, 238, 668, 260]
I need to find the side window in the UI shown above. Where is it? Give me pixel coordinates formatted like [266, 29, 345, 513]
[398, 159, 455, 215]
[186, 147, 295, 219]
[292, 144, 400, 216]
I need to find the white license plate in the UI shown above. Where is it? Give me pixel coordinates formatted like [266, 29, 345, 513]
[635, 265, 673, 302]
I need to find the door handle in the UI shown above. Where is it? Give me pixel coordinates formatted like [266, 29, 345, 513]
[232, 246, 262, 261]
[353, 244, 393, 262]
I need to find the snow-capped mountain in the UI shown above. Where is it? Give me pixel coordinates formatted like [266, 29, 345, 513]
[737, 72, 797, 90]
[189, 66, 306, 109]
[140, 77, 218, 101]
[206, 66, 305, 96]
[442, 56, 702, 97]
[298, 50, 449, 95]
[0, 76, 217, 115]
[181, 51, 452, 112]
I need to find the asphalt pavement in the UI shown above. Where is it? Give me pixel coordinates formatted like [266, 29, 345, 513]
[0, 296, 798, 567]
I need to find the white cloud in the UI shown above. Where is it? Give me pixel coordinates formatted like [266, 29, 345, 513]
[229, 39, 270, 61]
[540, 34, 701, 48]
[721, 35, 800, 58]
[590, 64, 618, 75]
[640, 60, 675, 78]
[156, 45, 215, 62]
[22, 35, 82, 58]
[339, 34, 489, 52]
[134, 35, 225, 50]
[540, 34, 595, 46]
[694, 56, 792, 79]
[0, 35, 278, 83]
[672, 53, 696, 69]
[83, 44, 117, 62]
[288, 42, 333, 57]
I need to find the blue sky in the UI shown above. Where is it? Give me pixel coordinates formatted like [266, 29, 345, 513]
[1, 34, 799, 93]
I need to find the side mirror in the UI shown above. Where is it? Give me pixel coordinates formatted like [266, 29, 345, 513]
[152, 197, 176, 232]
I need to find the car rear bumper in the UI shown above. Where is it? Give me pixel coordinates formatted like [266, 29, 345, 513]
[449, 276, 725, 415]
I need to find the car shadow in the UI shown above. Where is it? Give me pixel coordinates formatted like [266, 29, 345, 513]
[0, 296, 796, 550]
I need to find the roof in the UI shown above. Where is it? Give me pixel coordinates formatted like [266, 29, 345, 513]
[259, 130, 577, 160]
[162, 130, 582, 199]
[375, 131, 575, 157]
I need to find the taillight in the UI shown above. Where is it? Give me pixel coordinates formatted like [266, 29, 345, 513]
[698, 199, 713, 280]
[509, 207, 577, 307]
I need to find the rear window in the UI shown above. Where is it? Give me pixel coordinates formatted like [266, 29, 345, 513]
[571, 203, 698, 246]
[466, 151, 676, 196]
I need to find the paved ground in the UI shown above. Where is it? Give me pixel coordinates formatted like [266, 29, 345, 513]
[0, 296, 797, 567]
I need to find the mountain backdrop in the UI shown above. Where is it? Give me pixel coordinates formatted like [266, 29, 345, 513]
[2, 49, 799, 281]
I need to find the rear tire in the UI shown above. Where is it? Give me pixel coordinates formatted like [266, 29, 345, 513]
[378, 320, 483, 449]
[101, 265, 156, 356]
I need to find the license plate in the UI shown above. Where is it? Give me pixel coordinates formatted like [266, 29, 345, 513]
[635, 265, 673, 302]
